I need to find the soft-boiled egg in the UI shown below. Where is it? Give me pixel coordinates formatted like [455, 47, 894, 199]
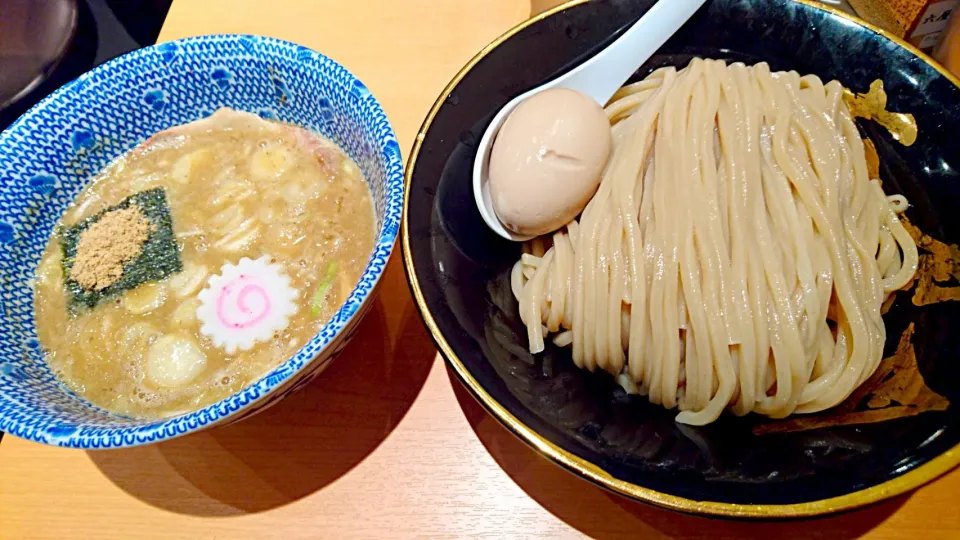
[488, 88, 612, 236]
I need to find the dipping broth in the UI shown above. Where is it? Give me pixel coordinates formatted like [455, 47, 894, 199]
[33, 108, 376, 419]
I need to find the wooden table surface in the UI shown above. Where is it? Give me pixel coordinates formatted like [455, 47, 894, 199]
[2, 1, 960, 538]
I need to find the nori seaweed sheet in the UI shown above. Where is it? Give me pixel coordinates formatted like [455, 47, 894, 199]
[58, 187, 182, 310]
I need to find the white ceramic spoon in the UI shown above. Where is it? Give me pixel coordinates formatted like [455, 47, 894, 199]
[473, 0, 708, 241]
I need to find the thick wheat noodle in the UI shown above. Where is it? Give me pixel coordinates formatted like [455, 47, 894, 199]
[510, 59, 919, 425]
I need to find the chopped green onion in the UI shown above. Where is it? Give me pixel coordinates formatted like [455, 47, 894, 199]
[310, 260, 339, 316]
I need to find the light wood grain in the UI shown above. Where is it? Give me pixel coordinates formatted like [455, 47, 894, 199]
[2, 1, 959, 538]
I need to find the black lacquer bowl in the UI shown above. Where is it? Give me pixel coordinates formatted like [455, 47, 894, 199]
[403, 0, 960, 517]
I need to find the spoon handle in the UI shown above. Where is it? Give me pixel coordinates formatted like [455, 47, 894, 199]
[551, 0, 708, 104]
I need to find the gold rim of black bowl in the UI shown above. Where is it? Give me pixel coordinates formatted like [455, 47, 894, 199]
[401, 0, 960, 518]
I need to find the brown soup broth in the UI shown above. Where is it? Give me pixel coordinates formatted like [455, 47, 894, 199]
[33, 108, 376, 419]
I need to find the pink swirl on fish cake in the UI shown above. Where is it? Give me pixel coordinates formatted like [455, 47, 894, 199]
[215, 275, 273, 330]
[196, 256, 299, 354]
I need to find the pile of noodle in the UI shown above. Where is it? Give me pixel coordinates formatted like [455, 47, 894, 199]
[511, 59, 919, 425]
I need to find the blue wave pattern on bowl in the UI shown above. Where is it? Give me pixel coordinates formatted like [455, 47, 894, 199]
[0, 35, 404, 448]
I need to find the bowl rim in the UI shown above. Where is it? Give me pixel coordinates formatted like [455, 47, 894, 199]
[401, 0, 960, 518]
[0, 33, 404, 449]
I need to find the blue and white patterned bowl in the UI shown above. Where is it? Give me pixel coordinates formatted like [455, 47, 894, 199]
[0, 35, 404, 448]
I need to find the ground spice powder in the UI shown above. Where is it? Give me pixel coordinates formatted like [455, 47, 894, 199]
[69, 206, 153, 291]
